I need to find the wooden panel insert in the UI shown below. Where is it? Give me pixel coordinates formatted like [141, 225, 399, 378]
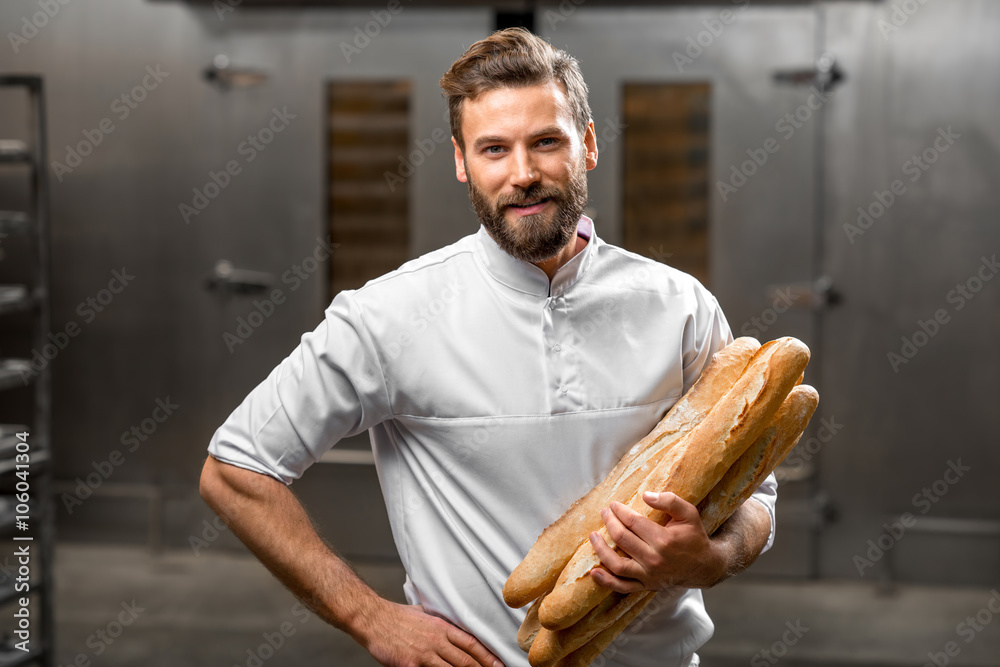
[622, 83, 711, 287]
[328, 80, 410, 296]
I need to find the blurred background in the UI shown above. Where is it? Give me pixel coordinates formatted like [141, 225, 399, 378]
[0, 0, 998, 665]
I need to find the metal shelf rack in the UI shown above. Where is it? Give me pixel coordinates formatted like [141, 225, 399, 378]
[0, 75, 54, 667]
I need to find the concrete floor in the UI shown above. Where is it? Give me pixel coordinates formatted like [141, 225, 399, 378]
[53, 542, 1000, 666]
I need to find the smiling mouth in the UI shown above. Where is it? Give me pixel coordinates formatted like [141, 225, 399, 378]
[507, 197, 552, 210]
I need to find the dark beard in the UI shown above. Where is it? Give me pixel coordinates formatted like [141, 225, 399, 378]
[467, 159, 589, 264]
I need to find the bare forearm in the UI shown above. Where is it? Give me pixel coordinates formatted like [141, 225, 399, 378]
[199, 456, 505, 667]
[198, 455, 383, 644]
[709, 497, 771, 583]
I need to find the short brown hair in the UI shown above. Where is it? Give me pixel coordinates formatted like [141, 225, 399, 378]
[439, 27, 592, 152]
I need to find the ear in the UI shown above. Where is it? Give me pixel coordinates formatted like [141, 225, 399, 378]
[583, 120, 598, 171]
[452, 136, 468, 183]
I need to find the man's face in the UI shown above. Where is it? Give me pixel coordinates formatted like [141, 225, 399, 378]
[453, 81, 598, 263]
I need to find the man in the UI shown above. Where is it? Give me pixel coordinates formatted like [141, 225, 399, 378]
[201, 27, 775, 667]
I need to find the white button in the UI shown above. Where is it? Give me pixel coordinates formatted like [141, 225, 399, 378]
[553, 344, 562, 352]
[559, 386, 568, 394]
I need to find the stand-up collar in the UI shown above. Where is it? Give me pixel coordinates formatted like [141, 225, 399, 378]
[474, 215, 596, 298]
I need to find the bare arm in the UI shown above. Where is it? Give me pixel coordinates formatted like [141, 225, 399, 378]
[707, 497, 771, 582]
[199, 455, 504, 667]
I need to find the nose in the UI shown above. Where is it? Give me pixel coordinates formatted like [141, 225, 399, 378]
[508, 145, 539, 189]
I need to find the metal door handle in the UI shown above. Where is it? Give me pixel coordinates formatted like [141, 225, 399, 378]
[773, 52, 846, 93]
[205, 260, 274, 295]
[766, 275, 841, 310]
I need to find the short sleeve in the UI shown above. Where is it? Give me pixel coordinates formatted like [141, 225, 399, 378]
[749, 472, 778, 553]
[207, 290, 392, 485]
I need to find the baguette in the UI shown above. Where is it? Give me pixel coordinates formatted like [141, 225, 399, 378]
[537, 337, 810, 631]
[698, 383, 818, 533]
[518, 590, 549, 653]
[534, 383, 820, 666]
[502, 338, 761, 609]
[531, 588, 688, 667]
[528, 593, 624, 666]
[555, 592, 659, 667]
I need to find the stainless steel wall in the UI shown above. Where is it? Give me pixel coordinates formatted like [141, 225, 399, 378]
[0, 0, 997, 583]
[820, 0, 1000, 584]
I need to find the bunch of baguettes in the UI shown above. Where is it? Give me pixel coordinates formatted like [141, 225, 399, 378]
[502, 336, 819, 667]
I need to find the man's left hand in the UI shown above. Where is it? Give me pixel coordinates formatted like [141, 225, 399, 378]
[588, 491, 729, 593]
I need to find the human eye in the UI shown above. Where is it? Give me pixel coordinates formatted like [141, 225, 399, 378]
[483, 145, 506, 155]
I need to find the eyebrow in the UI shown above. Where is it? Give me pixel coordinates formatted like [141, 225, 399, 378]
[471, 125, 568, 151]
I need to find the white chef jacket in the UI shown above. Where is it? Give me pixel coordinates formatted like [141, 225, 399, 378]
[208, 215, 777, 667]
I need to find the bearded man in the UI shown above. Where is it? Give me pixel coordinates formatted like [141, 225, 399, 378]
[201, 27, 775, 667]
